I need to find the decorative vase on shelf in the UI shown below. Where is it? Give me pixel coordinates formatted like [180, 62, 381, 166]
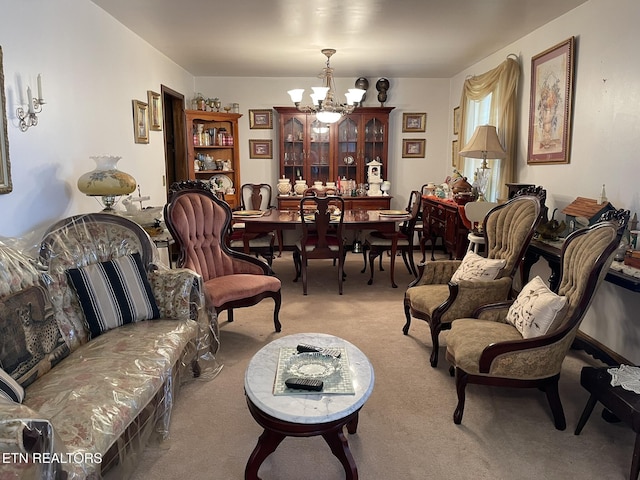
[277, 177, 292, 196]
[294, 179, 307, 196]
[77, 155, 137, 210]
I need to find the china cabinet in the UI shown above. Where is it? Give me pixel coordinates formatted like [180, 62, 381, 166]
[273, 106, 394, 210]
[185, 110, 242, 209]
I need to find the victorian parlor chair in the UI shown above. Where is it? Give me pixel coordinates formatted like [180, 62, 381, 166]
[403, 186, 546, 367]
[445, 209, 629, 430]
[293, 195, 346, 295]
[164, 181, 282, 331]
[361, 190, 421, 285]
[228, 183, 278, 264]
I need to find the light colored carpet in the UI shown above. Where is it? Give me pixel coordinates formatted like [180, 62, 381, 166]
[128, 251, 634, 480]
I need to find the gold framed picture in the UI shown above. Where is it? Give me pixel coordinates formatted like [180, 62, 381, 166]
[402, 112, 426, 132]
[249, 109, 273, 129]
[249, 139, 273, 159]
[147, 90, 162, 131]
[527, 37, 575, 164]
[402, 139, 425, 158]
[452, 139, 459, 166]
[132, 100, 149, 144]
[453, 106, 460, 135]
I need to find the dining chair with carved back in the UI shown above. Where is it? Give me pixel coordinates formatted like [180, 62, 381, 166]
[293, 195, 346, 295]
[361, 190, 422, 285]
[228, 183, 278, 264]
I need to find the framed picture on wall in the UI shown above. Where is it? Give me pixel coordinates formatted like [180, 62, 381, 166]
[132, 100, 149, 144]
[249, 139, 273, 159]
[0, 46, 12, 194]
[249, 109, 273, 129]
[527, 36, 575, 164]
[402, 113, 426, 132]
[402, 139, 425, 158]
[147, 90, 162, 131]
[453, 106, 460, 135]
[452, 139, 459, 166]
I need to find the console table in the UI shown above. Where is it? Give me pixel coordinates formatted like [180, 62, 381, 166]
[523, 238, 640, 365]
[422, 196, 470, 260]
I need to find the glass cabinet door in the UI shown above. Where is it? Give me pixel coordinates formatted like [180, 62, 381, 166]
[282, 115, 305, 182]
[363, 115, 387, 184]
[308, 119, 331, 184]
[337, 116, 358, 182]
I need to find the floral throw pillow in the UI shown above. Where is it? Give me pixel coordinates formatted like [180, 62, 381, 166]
[450, 251, 506, 284]
[506, 276, 568, 339]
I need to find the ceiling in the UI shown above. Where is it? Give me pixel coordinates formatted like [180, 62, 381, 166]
[90, 0, 588, 78]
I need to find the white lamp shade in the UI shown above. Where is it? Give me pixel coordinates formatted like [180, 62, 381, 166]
[287, 89, 305, 103]
[348, 88, 366, 102]
[315, 110, 342, 124]
[311, 87, 329, 101]
[459, 125, 507, 159]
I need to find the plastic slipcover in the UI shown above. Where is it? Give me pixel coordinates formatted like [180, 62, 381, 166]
[0, 213, 223, 479]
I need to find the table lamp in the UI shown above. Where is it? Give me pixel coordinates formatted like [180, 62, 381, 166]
[77, 155, 137, 211]
[458, 125, 506, 201]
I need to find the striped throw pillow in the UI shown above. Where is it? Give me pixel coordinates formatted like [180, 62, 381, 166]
[0, 369, 24, 403]
[66, 253, 160, 339]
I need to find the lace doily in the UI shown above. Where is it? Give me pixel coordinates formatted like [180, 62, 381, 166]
[608, 364, 640, 393]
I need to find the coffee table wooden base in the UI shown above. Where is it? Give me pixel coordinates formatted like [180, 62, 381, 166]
[245, 397, 360, 480]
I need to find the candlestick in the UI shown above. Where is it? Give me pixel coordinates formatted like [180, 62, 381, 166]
[27, 87, 33, 113]
[37, 74, 43, 101]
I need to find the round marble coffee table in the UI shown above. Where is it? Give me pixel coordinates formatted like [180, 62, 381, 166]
[244, 333, 375, 480]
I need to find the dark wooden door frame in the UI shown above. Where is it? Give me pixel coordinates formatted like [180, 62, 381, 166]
[161, 85, 187, 201]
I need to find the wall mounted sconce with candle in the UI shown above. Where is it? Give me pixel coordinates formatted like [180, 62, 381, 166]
[16, 74, 45, 132]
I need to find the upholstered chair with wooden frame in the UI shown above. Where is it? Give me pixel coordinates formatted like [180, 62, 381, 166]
[293, 195, 346, 295]
[361, 190, 422, 285]
[164, 180, 282, 332]
[403, 186, 546, 367]
[229, 183, 278, 264]
[445, 209, 629, 430]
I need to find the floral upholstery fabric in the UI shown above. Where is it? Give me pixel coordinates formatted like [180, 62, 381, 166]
[0, 213, 215, 479]
[23, 320, 198, 478]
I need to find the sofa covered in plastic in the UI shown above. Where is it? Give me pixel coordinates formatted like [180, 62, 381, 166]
[0, 213, 220, 479]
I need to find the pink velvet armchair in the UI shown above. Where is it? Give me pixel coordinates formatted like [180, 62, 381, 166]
[165, 181, 282, 332]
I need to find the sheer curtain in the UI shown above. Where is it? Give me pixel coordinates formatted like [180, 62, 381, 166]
[454, 56, 520, 202]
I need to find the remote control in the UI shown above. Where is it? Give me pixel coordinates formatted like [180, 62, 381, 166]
[296, 344, 341, 358]
[285, 377, 324, 391]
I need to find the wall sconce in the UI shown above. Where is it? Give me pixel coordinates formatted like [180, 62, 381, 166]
[16, 74, 45, 132]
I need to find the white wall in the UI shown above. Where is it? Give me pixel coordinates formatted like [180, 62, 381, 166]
[0, 0, 194, 240]
[450, 0, 640, 363]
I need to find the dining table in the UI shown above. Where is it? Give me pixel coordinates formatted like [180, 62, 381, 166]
[232, 208, 411, 288]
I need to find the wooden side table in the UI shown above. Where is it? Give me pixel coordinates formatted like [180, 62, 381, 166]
[575, 366, 640, 480]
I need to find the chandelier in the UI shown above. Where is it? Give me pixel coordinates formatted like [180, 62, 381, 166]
[287, 49, 365, 124]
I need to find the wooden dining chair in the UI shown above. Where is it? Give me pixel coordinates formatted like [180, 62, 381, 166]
[361, 190, 422, 286]
[293, 195, 346, 295]
[229, 183, 278, 264]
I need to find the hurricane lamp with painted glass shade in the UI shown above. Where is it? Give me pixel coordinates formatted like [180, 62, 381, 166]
[287, 49, 365, 124]
[458, 125, 506, 201]
[77, 155, 137, 211]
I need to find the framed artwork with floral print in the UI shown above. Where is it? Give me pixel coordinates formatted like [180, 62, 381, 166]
[527, 37, 575, 164]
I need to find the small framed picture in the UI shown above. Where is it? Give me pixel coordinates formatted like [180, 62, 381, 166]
[249, 139, 273, 159]
[249, 109, 273, 129]
[132, 100, 149, 144]
[452, 139, 459, 166]
[147, 90, 162, 131]
[402, 139, 425, 158]
[453, 106, 461, 135]
[402, 112, 426, 132]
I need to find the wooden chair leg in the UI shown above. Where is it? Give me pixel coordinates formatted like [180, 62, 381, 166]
[402, 303, 412, 335]
[453, 368, 468, 424]
[544, 378, 566, 430]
